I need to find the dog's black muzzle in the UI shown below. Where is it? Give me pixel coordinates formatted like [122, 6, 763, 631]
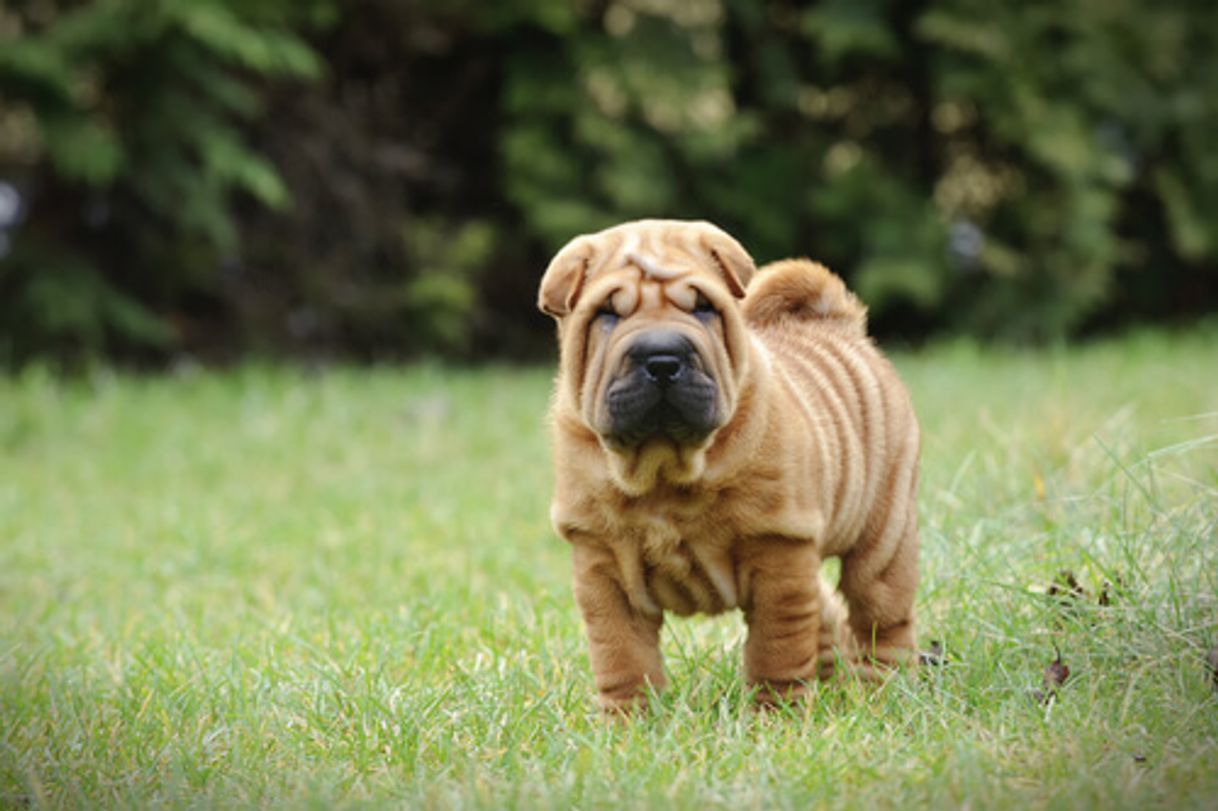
[605, 330, 719, 447]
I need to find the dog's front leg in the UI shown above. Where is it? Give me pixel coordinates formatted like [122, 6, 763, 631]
[571, 542, 666, 713]
[739, 538, 828, 705]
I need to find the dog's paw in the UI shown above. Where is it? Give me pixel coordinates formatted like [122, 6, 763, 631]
[596, 690, 653, 716]
[750, 679, 813, 707]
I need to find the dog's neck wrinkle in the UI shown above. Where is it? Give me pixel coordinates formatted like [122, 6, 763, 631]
[605, 439, 707, 497]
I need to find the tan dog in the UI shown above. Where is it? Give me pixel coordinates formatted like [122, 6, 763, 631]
[538, 219, 919, 711]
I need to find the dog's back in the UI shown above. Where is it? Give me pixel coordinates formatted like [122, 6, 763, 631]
[742, 259, 919, 559]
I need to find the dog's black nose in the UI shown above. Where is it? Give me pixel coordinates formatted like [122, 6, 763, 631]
[644, 354, 682, 383]
[630, 331, 695, 386]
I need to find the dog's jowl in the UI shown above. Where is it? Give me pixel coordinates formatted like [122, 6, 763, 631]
[538, 219, 920, 711]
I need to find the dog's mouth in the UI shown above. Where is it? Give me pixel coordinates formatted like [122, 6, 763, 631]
[603, 330, 720, 449]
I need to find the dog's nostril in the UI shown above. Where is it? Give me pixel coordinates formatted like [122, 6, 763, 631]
[644, 354, 683, 382]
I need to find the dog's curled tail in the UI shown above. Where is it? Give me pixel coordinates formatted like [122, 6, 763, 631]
[742, 259, 867, 337]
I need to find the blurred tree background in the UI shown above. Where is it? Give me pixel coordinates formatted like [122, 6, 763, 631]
[1, 0, 1215, 365]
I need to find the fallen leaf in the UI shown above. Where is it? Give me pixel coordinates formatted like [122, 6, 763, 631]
[1097, 574, 1128, 606]
[1043, 647, 1070, 692]
[1031, 648, 1072, 706]
[919, 640, 945, 667]
[1048, 570, 1087, 606]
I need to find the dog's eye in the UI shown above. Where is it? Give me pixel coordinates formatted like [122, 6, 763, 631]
[693, 294, 717, 321]
[595, 305, 620, 328]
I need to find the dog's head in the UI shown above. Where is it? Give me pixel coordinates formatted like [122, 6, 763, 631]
[539, 220, 757, 492]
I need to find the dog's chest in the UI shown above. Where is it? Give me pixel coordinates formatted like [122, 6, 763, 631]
[613, 508, 739, 618]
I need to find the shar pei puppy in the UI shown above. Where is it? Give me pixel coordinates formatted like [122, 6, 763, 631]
[538, 219, 920, 711]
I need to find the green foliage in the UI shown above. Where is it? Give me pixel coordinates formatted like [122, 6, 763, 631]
[497, 0, 1218, 341]
[9, 245, 175, 355]
[3, 0, 1218, 364]
[502, 1, 755, 248]
[402, 219, 496, 352]
[913, 0, 1218, 337]
[0, 0, 328, 363]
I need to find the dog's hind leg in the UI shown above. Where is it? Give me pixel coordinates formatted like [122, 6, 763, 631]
[838, 458, 920, 678]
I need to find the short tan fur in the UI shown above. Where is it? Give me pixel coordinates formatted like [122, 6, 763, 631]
[539, 220, 920, 711]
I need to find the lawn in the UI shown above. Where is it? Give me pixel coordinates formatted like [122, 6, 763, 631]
[2, 329, 1216, 809]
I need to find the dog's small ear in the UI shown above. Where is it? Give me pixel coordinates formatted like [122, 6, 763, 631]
[538, 236, 596, 318]
[698, 225, 756, 299]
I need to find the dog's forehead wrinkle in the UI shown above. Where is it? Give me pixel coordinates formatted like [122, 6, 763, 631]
[624, 249, 689, 282]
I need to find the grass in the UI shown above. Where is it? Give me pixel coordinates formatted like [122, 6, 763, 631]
[2, 328, 1216, 809]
